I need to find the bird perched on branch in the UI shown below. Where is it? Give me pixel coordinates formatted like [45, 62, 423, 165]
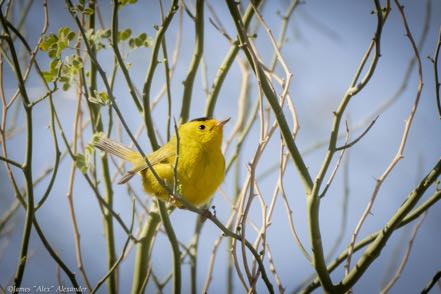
[95, 117, 230, 207]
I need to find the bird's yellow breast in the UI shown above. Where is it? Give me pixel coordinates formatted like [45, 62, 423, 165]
[177, 141, 225, 206]
[141, 140, 225, 207]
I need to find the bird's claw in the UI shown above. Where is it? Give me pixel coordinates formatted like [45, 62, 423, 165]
[201, 208, 213, 222]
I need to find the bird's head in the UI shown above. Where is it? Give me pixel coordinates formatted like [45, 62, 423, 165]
[178, 117, 230, 148]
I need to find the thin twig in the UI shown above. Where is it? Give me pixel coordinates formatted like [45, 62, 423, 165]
[380, 212, 427, 294]
[157, 121, 181, 294]
[205, 0, 264, 117]
[428, 26, 441, 118]
[91, 199, 136, 294]
[345, 0, 423, 278]
[111, 0, 143, 112]
[0, 4, 36, 288]
[319, 122, 350, 198]
[65, 90, 92, 291]
[302, 189, 441, 292]
[151, 2, 183, 109]
[0, 155, 22, 168]
[421, 270, 441, 294]
[265, 243, 284, 293]
[179, 0, 204, 123]
[278, 147, 311, 261]
[335, 116, 378, 151]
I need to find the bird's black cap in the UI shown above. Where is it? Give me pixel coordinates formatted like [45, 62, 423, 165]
[190, 117, 211, 122]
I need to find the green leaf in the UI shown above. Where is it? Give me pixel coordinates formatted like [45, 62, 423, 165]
[49, 59, 60, 71]
[128, 38, 136, 48]
[42, 71, 55, 83]
[118, 28, 132, 41]
[71, 55, 83, 69]
[138, 32, 147, 41]
[67, 31, 76, 41]
[134, 37, 143, 47]
[83, 8, 94, 15]
[85, 28, 95, 40]
[58, 27, 71, 39]
[96, 43, 105, 51]
[98, 91, 109, 104]
[89, 91, 110, 105]
[144, 37, 153, 47]
[75, 153, 89, 174]
[88, 95, 101, 105]
[48, 49, 57, 58]
[62, 82, 71, 91]
[100, 29, 111, 39]
[59, 75, 70, 83]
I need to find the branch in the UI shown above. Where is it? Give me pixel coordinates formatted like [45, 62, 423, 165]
[305, 0, 389, 290]
[4, 10, 62, 213]
[302, 182, 441, 293]
[91, 199, 136, 294]
[130, 204, 161, 293]
[338, 157, 441, 292]
[319, 122, 350, 198]
[300, 0, 431, 156]
[179, 0, 204, 123]
[0, 4, 35, 289]
[141, 0, 179, 149]
[159, 0, 173, 140]
[65, 89, 93, 291]
[65, 0, 148, 159]
[0, 200, 19, 234]
[111, 0, 143, 112]
[205, 0, 263, 117]
[421, 270, 441, 294]
[161, 176, 275, 293]
[380, 212, 427, 293]
[86, 2, 118, 292]
[32, 218, 82, 293]
[225, 0, 313, 194]
[269, 0, 301, 71]
[157, 200, 181, 293]
[278, 148, 311, 261]
[428, 26, 441, 118]
[345, 0, 423, 279]
[0, 155, 22, 169]
[335, 116, 378, 151]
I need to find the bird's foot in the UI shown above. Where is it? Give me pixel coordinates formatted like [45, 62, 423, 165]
[201, 208, 213, 222]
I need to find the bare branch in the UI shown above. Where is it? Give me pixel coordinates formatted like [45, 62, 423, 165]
[428, 26, 441, 118]
[335, 116, 378, 151]
[345, 0, 424, 279]
[380, 212, 427, 294]
[421, 270, 441, 294]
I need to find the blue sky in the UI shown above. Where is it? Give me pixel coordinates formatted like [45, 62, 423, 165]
[1, 0, 440, 293]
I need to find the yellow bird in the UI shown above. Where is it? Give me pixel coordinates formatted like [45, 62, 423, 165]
[95, 117, 230, 207]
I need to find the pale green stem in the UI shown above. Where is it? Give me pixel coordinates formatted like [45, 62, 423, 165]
[179, 0, 204, 123]
[131, 205, 161, 294]
[0, 5, 34, 288]
[204, 0, 263, 117]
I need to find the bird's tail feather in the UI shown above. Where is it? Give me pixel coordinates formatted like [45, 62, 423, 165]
[95, 138, 150, 184]
[95, 138, 141, 163]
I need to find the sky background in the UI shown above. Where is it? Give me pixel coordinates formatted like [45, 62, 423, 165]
[1, 0, 441, 293]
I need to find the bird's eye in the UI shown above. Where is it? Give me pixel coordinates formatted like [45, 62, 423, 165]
[198, 124, 206, 130]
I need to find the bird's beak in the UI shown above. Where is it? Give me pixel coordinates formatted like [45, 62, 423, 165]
[217, 117, 231, 127]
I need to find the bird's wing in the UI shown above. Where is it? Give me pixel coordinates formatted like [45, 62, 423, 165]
[118, 143, 176, 184]
[95, 138, 140, 163]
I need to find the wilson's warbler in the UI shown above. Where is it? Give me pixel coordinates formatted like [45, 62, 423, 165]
[95, 117, 230, 207]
